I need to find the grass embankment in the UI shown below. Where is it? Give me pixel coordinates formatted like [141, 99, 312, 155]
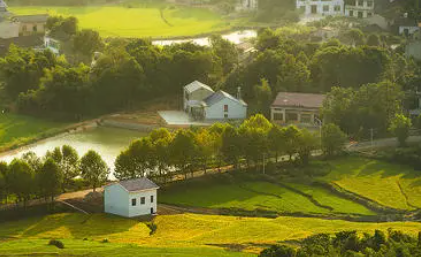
[319, 157, 421, 211]
[10, 3, 238, 38]
[1, 213, 421, 256]
[0, 114, 68, 152]
[160, 178, 374, 216]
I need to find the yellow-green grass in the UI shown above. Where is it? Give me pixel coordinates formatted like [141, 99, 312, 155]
[9, 5, 235, 38]
[1, 213, 421, 247]
[0, 238, 254, 257]
[160, 181, 374, 215]
[0, 114, 68, 151]
[319, 157, 421, 211]
[284, 182, 375, 215]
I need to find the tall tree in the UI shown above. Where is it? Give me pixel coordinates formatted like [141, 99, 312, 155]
[389, 114, 412, 147]
[80, 150, 109, 192]
[38, 158, 63, 205]
[61, 145, 80, 190]
[321, 123, 347, 157]
[8, 159, 35, 206]
[169, 130, 196, 179]
[0, 162, 7, 204]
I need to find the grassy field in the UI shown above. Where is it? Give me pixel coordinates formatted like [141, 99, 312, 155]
[0, 114, 68, 151]
[319, 157, 421, 211]
[9, 4, 235, 38]
[1, 213, 421, 256]
[160, 179, 374, 216]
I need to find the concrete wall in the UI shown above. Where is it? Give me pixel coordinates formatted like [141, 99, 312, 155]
[406, 41, 421, 61]
[128, 190, 158, 217]
[205, 98, 246, 120]
[19, 22, 45, 36]
[0, 22, 19, 39]
[184, 88, 214, 111]
[104, 184, 129, 217]
[297, 0, 344, 16]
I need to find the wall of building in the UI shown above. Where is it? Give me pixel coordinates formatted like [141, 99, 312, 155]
[128, 190, 158, 217]
[296, 0, 344, 16]
[19, 22, 45, 36]
[344, 0, 374, 18]
[406, 41, 421, 61]
[183, 88, 214, 111]
[205, 98, 246, 120]
[0, 22, 19, 39]
[104, 184, 130, 217]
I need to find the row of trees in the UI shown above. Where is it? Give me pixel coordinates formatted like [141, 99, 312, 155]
[114, 114, 347, 180]
[0, 146, 109, 207]
[259, 229, 421, 257]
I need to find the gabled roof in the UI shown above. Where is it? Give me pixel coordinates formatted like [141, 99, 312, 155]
[13, 14, 49, 23]
[110, 177, 159, 192]
[272, 92, 325, 108]
[184, 80, 214, 94]
[205, 90, 247, 107]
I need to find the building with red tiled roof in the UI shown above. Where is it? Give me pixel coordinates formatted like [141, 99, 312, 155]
[270, 92, 325, 125]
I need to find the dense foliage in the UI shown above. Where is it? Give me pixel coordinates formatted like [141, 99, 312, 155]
[260, 230, 421, 257]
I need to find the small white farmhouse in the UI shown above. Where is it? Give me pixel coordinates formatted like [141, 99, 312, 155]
[104, 177, 159, 218]
[183, 80, 247, 121]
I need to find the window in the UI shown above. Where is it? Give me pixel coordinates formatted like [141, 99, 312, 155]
[358, 11, 363, 18]
[273, 113, 284, 121]
[367, 0, 373, 7]
[323, 5, 329, 12]
[151, 208, 154, 214]
[140, 197, 145, 205]
[300, 114, 312, 123]
[334, 5, 341, 11]
[349, 10, 354, 17]
[224, 113, 228, 119]
[32, 25, 37, 32]
[367, 12, 372, 17]
[356, 0, 363, 6]
[150, 195, 154, 203]
[286, 112, 298, 122]
[224, 104, 228, 112]
[131, 198, 137, 206]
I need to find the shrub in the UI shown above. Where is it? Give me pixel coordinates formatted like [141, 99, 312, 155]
[48, 239, 64, 249]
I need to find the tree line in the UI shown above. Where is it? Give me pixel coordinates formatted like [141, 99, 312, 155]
[0, 146, 109, 207]
[114, 114, 347, 181]
[259, 229, 421, 257]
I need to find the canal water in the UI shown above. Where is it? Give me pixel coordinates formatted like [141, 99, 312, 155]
[152, 30, 257, 46]
[0, 127, 147, 179]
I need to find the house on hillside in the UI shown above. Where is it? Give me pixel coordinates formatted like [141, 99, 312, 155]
[183, 81, 247, 121]
[344, 0, 374, 18]
[270, 92, 325, 126]
[104, 177, 159, 218]
[12, 14, 48, 37]
[406, 30, 421, 61]
[297, 0, 344, 16]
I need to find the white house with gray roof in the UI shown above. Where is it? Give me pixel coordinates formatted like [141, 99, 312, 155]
[183, 80, 247, 121]
[104, 177, 159, 218]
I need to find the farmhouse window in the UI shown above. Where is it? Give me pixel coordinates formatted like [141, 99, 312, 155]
[131, 198, 136, 206]
[151, 195, 154, 203]
[141, 197, 146, 205]
[224, 114, 228, 119]
[323, 5, 329, 12]
[224, 105, 229, 112]
[273, 113, 284, 121]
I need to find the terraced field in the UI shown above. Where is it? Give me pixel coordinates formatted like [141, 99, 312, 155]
[9, 4, 234, 38]
[1, 213, 421, 257]
[320, 157, 421, 211]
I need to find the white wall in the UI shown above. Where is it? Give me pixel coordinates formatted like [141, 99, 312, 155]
[205, 98, 246, 120]
[128, 190, 158, 217]
[104, 184, 129, 217]
[399, 26, 420, 36]
[297, 0, 344, 16]
[0, 21, 19, 39]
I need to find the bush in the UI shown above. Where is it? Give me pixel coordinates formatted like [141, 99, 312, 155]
[48, 239, 64, 249]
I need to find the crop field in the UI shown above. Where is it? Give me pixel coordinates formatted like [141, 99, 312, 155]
[0, 114, 67, 151]
[1, 213, 421, 256]
[160, 180, 374, 215]
[319, 157, 421, 211]
[9, 5, 234, 38]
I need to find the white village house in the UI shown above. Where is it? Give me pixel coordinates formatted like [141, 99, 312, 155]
[183, 81, 247, 121]
[104, 177, 159, 218]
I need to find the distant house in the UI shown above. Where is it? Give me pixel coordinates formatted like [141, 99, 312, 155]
[183, 81, 247, 121]
[344, 0, 374, 19]
[297, 0, 344, 16]
[236, 0, 258, 11]
[12, 14, 48, 37]
[104, 177, 159, 218]
[406, 30, 421, 61]
[270, 92, 325, 125]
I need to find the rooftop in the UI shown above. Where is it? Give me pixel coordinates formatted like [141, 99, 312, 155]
[184, 80, 214, 94]
[113, 177, 159, 192]
[13, 14, 49, 23]
[205, 90, 247, 107]
[272, 92, 325, 108]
